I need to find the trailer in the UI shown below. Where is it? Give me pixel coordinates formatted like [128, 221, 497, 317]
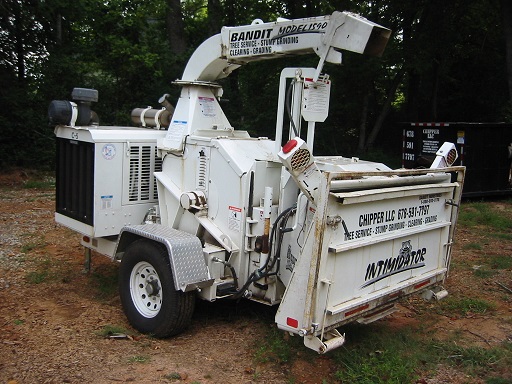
[50, 11, 465, 353]
[402, 122, 511, 197]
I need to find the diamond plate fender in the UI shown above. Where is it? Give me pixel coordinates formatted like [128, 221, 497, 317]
[115, 224, 213, 292]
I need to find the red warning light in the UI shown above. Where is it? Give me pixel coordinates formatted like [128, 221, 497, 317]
[282, 139, 298, 154]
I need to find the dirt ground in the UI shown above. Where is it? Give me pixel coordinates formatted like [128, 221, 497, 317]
[0, 170, 511, 384]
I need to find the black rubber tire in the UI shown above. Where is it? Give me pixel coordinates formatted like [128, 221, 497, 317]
[119, 239, 195, 337]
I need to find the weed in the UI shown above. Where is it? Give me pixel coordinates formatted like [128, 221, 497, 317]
[332, 325, 424, 384]
[432, 341, 512, 377]
[24, 254, 59, 284]
[491, 232, 512, 241]
[458, 202, 512, 230]
[21, 241, 45, 253]
[488, 255, 512, 270]
[26, 270, 49, 284]
[13, 319, 24, 325]
[128, 355, 149, 364]
[439, 297, 496, 316]
[332, 324, 511, 383]
[97, 324, 131, 337]
[163, 372, 181, 381]
[486, 378, 512, 384]
[473, 268, 496, 278]
[463, 242, 483, 251]
[254, 325, 298, 364]
[91, 265, 119, 299]
[22, 177, 55, 190]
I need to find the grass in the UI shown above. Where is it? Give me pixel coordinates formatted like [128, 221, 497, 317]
[25, 254, 52, 284]
[253, 200, 512, 383]
[90, 264, 119, 299]
[26, 270, 50, 284]
[463, 242, 483, 251]
[254, 325, 297, 364]
[22, 178, 55, 189]
[488, 255, 512, 270]
[96, 324, 131, 337]
[127, 355, 150, 364]
[438, 297, 496, 316]
[473, 268, 497, 278]
[23, 250, 80, 286]
[19, 171, 55, 190]
[329, 324, 512, 384]
[471, 253, 511, 278]
[163, 372, 182, 381]
[458, 201, 512, 230]
[432, 341, 512, 378]
[20, 239, 46, 254]
[332, 325, 426, 383]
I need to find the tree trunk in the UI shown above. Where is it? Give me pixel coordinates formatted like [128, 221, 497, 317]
[166, 0, 187, 55]
[285, 0, 299, 18]
[208, 0, 223, 36]
[55, 12, 62, 46]
[365, 67, 406, 150]
[429, 59, 441, 121]
[357, 92, 370, 154]
[501, 0, 512, 102]
[14, 6, 25, 83]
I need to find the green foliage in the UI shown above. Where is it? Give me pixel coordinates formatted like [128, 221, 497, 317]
[22, 177, 55, 190]
[489, 255, 512, 269]
[254, 325, 302, 364]
[127, 355, 150, 364]
[473, 268, 496, 278]
[0, 0, 509, 168]
[21, 241, 45, 254]
[439, 297, 496, 316]
[458, 202, 512, 230]
[97, 324, 131, 337]
[163, 372, 182, 381]
[26, 270, 49, 284]
[463, 242, 483, 251]
[91, 265, 119, 300]
[331, 324, 511, 384]
[332, 325, 423, 384]
[432, 341, 512, 377]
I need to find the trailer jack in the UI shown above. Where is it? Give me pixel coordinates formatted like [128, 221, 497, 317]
[304, 329, 346, 354]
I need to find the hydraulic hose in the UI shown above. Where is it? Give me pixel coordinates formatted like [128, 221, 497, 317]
[285, 79, 300, 137]
[232, 205, 296, 298]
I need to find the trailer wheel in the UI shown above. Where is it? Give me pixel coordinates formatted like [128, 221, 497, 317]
[119, 239, 195, 337]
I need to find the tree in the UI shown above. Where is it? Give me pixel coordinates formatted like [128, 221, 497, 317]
[0, 0, 509, 168]
[501, 0, 512, 104]
[166, 0, 187, 54]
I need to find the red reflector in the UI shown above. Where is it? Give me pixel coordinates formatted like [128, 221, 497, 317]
[83, 236, 90, 243]
[345, 303, 370, 317]
[286, 317, 299, 328]
[282, 139, 298, 154]
[414, 280, 430, 290]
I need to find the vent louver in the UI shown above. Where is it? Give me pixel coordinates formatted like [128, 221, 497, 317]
[128, 145, 161, 202]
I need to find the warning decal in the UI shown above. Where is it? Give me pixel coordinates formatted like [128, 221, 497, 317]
[228, 205, 242, 232]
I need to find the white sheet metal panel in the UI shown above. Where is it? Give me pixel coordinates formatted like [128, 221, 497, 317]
[323, 184, 454, 305]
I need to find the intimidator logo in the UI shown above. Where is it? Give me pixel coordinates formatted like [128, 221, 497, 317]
[361, 240, 426, 288]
